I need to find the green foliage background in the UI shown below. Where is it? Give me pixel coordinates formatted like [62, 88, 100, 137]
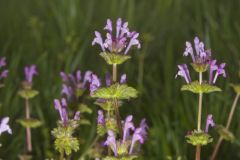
[0, 0, 240, 159]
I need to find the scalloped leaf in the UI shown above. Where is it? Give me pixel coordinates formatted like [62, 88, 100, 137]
[181, 81, 221, 94]
[230, 84, 240, 95]
[17, 118, 42, 128]
[100, 52, 131, 65]
[185, 130, 213, 146]
[92, 84, 138, 99]
[18, 89, 39, 99]
[216, 125, 235, 142]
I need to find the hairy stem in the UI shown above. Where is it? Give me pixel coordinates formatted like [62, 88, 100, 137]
[25, 98, 32, 153]
[210, 94, 240, 160]
[196, 72, 203, 160]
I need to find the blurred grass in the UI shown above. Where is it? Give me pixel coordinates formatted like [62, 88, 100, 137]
[0, 0, 240, 159]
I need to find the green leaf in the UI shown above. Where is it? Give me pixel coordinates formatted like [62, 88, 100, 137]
[191, 63, 209, 73]
[92, 84, 138, 99]
[17, 118, 42, 128]
[18, 89, 39, 99]
[185, 130, 213, 146]
[78, 104, 92, 114]
[216, 125, 235, 142]
[181, 81, 222, 94]
[100, 52, 131, 65]
[230, 84, 240, 95]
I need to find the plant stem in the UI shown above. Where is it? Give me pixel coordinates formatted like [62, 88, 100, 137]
[210, 94, 240, 160]
[114, 98, 123, 138]
[210, 137, 223, 160]
[226, 94, 240, 129]
[196, 72, 203, 160]
[112, 64, 123, 137]
[60, 150, 65, 160]
[113, 64, 117, 82]
[25, 98, 32, 153]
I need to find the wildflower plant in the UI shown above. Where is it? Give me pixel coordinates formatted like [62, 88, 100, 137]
[90, 18, 148, 160]
[51, 70, 93, 159]
[176, 37, 226, 160]
[17, 65, 42, 157]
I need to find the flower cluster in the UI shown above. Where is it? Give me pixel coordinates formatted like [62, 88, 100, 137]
[92, 18, 140, 55]
[60, 70, 92, 100]
[176, 37, 226, 84]
[103, 115, 148, 157]
[54, 98, 80, 126]
[0, 57, 8, 83]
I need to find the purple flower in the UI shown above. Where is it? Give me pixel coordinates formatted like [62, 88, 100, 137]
[0, 57, 6, 68]
[105, 73, 112, 86]
[97, 110, 105, 125]
[54, 98, 69, 126]
[0, 117, 12, 135]
[74, 111, 81, 121]
[0, 70, 8, 80]
[213, 63, 226, 84]
[123, 115, 135, 142]
[61, 84, 74, 100]
[205, 114, 215, 133]
[89, 74, 101, 95]
[92, 18, 141, 55]
[120, 74, 127, 84]
[209, 60, 218, 84]
[129, 128, 144, 154]
[24, 65, 38, 83]
[104, 130, 118, 156]
[175, 64, 191, 83]
[183, 37, 211, 64]
[139, 118, 148, 142]
[60, 70, 92, 99]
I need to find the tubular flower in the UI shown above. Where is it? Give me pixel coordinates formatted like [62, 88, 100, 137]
[97, 110, 105, 125]
[24, 65, 38, 83]
[0, 117, 12, 135]
[175, 64, 191, 83]
[54, 98, 69, 126]
[122, 115, 135, 142]
[205, 114, 215, 133]
[104, 130, 118, 156]
[212, 63, 226, 84]
[0, 57, 8, 80]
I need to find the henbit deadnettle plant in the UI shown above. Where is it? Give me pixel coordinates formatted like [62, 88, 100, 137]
[51, 98, 80, 159]
[90, 18, 148, 160]
[176, 37, 226, 160]
[210, 82, 240, 160]
[17, 65, 42, 159]
[52, 70, 93, 159]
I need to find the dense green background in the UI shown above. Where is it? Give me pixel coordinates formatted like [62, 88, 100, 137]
[0, 0, 240, 159]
